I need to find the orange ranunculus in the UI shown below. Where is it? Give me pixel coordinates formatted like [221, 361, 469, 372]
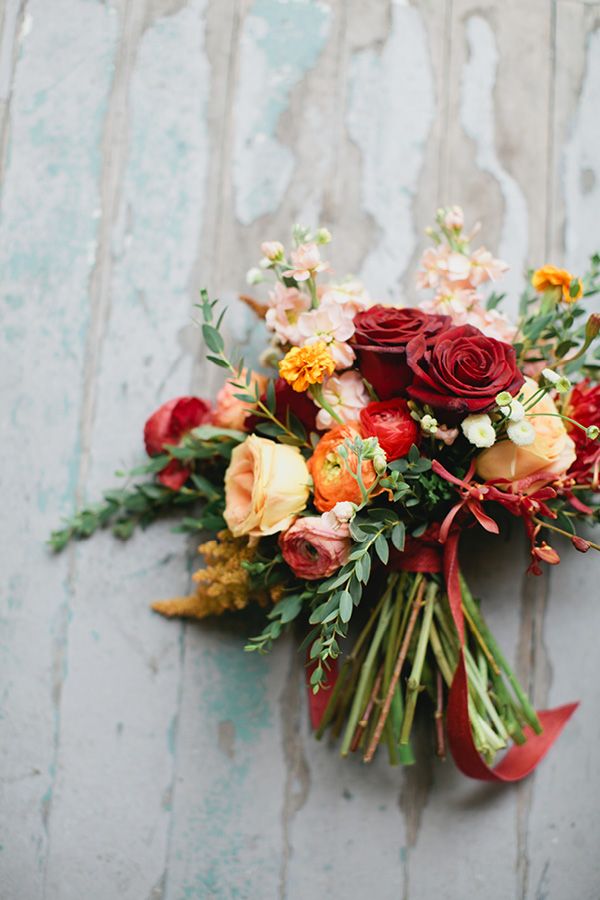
[476, 377, 576, 489]
[278, 341, 335, 392]
[224, 435, 310, 536]
[307, 422, 378, 512]
[531, 265, 582, 303]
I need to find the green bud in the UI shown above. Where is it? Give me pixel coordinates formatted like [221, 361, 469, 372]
[587, 425, 600, 441]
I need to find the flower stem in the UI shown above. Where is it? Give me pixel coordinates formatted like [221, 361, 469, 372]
[532, 516, 600, 551]
[399, 582, 437, 745]
[363, 579, 426, 763]
[459, 575, 542, 733]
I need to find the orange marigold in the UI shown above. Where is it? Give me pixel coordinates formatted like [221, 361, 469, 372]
[531, 265, 583, 303]
[279, 341, 335, 392]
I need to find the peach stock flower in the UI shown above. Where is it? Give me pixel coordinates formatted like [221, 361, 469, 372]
[265, 282, 311, 345]
[532, 265, 583, 303]
[476, 377, 576, 488]
[224, 435, 310, 537]
[212, 369, 268, 431]
[279, 342, 335, 392]
[308, 422, 378, 512]
[283, 242, 329, 281]
[315, 370, 370, 430]
[297, 299, 356, 369]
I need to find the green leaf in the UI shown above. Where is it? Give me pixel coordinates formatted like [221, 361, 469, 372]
[391, 521, 405, 551]
[202, 323, 225, 354]
[339, 590, 353, 623]
[277, 594, 303, 624]
[375, 534, 389, 564]
[266, 379, 276, 412]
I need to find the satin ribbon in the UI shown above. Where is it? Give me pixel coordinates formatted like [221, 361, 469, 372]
[442, 529, 578, 781]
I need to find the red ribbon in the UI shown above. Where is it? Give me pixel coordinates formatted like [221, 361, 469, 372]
[305, 653, 339, 729]
[442, 531, 578, 781]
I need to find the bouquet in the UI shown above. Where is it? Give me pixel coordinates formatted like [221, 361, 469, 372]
[51, 208, 600, 782]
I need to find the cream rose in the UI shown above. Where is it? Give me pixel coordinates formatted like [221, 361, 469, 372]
[476, 377, 576, 487]
[224, 435, 310, 537]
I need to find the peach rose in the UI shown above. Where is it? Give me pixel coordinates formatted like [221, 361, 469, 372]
[224, 435, 310, 537]
[476, 377, 576, 488]
[307, 422, 378, 512]
[212, 369, 268, 431]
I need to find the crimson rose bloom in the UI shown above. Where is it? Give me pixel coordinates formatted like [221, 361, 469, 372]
[359, 398, 418, 460]
[247, 377, 318, 434]
[566, 380, 600, 483]
[352, 306, 451, 400]
[406, 324, 524, 417]
[144, 396, 212, 490]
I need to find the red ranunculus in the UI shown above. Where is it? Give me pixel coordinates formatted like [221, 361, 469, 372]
[566, 379, 600, 483]
[351, 306, 451, 400]
[359, 398, 419, 460]
[406, 324, 524, 418]
[144, 396, 212, 490]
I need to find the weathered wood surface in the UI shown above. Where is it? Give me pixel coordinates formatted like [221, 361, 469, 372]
[0, 1, 599, 897]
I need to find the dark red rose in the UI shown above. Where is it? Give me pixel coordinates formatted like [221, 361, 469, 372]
[351, 306, 451, 399]
[359, 398, 419, 460]
[406, 324, 524, 418]
[144, 396, 212, 490]
[566, 380, 600, 483]
[247, 377, 318, 434]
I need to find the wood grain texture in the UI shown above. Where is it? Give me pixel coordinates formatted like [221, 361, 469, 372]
[0, 1, 598, 898]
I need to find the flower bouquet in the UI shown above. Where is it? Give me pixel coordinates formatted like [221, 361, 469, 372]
[51, 208, 600, 781]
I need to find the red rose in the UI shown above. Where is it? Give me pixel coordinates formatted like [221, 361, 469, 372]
[352, 306, 451, 400]
[144, 396, 212, 490]
[247, 377, 318, 434]
[406, 324, 524, 417]
[359, 398, 418, 460]
[566, 380, 600, 483]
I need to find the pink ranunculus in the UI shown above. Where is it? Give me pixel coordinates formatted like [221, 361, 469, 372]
[212, 369, 268, 431]
[279, 516, 351, 580]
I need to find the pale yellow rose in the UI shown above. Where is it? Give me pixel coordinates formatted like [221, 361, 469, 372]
[224, 435, 310, 537]
[476, 377, 576, 488]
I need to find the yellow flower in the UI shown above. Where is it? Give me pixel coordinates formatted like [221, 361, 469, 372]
[531, 265, 582, 303]
[279, 341, 335, 392]
[476, 377, 576, 488]
[151, 530, 280, 620]
[224, 434, 310, 536]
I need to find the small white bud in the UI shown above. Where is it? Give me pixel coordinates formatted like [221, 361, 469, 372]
[420, 414, 439, 435]
[508, 399, 525, 422]
[373, 449, 387, 474]
[314, 227, 332, 245]
[246, 267, 264, 285]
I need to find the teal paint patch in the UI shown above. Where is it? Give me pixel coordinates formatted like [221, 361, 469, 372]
[201, 632, 271, 744]
[234, 0, 331, 223]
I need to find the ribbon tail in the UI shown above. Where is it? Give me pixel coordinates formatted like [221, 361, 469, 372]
[305, 650, 339, 730]
[447, 654, 579, 782]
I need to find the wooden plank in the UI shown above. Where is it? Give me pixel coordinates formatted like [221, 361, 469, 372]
[38, 3, 213, 899]
[0, 2, 119, 897]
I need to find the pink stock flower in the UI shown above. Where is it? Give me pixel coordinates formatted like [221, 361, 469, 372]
[319, 281, 372, 317]
[315, 370, 370, 430]
[283, 242, 329, 282]
[265, 282, 311, 345]
[420, 290, 517, 343]
[261, 241, 284, 261]
[279, 516, 351, 580]
[443, 206, 464, 230]
[212, 369, 268, 431]
[417, 244, 508, 292]
[298, 299, 356, 369]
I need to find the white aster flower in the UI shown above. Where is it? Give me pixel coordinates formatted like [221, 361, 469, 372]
[507, 418, 536, 447]
[461, 413, 496, 448]
[508, 399, 525, 422]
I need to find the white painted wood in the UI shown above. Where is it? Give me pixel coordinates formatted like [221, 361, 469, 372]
[1, 1, 598, 898]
